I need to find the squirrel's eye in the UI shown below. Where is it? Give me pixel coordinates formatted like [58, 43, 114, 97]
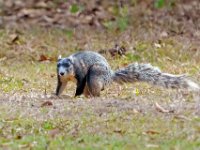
[63, 63, 70, 67]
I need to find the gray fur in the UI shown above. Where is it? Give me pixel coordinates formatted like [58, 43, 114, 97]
[113, 63, 199, 91]
[56, 51, 112, 97]
[56, 51, 200, 97]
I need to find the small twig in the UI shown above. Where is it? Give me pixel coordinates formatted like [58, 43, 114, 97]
[155, 102, 173, 113]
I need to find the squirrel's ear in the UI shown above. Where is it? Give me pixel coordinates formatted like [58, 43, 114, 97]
[68, 56, 74, 64]
[58, 55, 62, 60]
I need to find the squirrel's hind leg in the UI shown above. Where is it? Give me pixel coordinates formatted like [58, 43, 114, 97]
[83, 84, 90, 97]
[86, 63, 109, 97]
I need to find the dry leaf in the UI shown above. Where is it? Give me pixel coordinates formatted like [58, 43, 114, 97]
[154, 43, 161, 48]
[108, 44, 127, 57]
[9, 34, 19, 44]
[39, 54, 48, 61]
[113, 128, 124, 134]
[145, 130, 160, 135]
[41, 101, 53, 107]
[38, 54, 56, 62]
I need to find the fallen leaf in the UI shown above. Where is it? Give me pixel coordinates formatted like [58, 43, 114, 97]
[133, 109, 139, 114]
[9, 34, 19, 44]
[41, 101, 53, 107]
[108, 44, 127, 57]
[39, 54, 48, 61]
[145, 130, 160, 135]
[154, 43, 161, 48]
[113, 128, 124, 134]
[38, 54, 56, 62]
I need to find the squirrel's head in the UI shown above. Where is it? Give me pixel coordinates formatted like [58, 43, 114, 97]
[57, 55, 75, 78]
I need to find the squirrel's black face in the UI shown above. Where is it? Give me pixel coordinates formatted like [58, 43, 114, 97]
[57, 58, 74, 78]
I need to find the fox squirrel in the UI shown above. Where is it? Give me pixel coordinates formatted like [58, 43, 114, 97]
[56, 51, 199, 97]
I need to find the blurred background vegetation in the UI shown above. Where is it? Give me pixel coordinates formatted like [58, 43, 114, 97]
[0, 0, 199, 35]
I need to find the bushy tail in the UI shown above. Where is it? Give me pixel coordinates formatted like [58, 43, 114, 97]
[112, 63, 200, 91]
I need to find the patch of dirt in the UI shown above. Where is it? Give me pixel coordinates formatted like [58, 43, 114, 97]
[0, 89, 199, 121]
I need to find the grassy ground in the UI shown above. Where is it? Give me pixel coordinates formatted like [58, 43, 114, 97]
[0, 27, 200, 150]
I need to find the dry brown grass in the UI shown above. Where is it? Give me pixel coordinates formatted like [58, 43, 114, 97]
[0, 27, 200, 149]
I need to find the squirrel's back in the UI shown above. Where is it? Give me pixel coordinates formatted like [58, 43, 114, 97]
[72, 51, 109, 66]
[71, 51, 112, 76]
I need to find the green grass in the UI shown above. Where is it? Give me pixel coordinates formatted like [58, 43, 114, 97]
[0, 28, 200, 149]
[0, 112, 200, 149]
